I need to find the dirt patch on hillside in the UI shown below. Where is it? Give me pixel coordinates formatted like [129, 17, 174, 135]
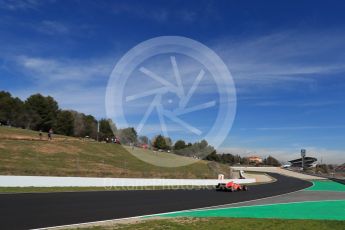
[33, 143, 82, 154]
[0, 133, 78, 142]
[0, 134, 36, 140]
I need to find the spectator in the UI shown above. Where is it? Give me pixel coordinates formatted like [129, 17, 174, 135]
[48, 128, 53, 140]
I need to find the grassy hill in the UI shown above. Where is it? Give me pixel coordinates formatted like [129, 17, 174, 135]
[0, 126, 229, 179]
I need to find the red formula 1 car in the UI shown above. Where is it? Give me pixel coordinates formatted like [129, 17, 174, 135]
[216, 181, 248, 192]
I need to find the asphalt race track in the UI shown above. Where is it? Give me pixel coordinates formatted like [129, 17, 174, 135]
[0, 173, 312, 229]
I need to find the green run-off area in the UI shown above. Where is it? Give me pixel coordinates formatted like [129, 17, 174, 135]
[157, 200, 345, 221]
[304, 180, 345, 192]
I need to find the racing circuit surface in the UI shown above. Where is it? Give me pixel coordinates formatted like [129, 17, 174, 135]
[0, 173, 311, 229]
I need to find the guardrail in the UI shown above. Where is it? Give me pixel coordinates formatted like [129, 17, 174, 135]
[0, 175, 256, 187]
[231, 166, 326, 180]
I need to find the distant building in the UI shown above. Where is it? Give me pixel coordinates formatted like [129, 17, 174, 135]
[289, 157, 317, 168]
[141, 144, 149, 149]
[248, 156, 263, 164]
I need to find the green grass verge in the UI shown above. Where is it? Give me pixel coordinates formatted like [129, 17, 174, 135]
[156, 200, 345, 221]
[67, 218, 345, 230]
[304, 180, 345, 192]
[0, 126, 230, 178]
[0, 187, 112, 193]
[0, 186, 215, 193]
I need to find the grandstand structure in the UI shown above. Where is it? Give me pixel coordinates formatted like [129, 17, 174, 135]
[289, 157, 317, 168]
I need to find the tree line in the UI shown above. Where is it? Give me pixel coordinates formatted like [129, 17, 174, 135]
[146, 134, 281, 166]
[0, 91, 216, 155]
[204, 152, 281, 166]
[149, 135, 216, 159]
[0, 91, 281, 166]
[0, 91, 130, 141]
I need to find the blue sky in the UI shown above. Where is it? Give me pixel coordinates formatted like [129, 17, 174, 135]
[1, 0, 345, 163]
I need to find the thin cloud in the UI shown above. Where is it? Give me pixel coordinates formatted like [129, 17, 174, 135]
[108, 1, 216, 24]
[253, 100, 342, 107]
[0, 0, 55, 11]
[8, 55, 116, 118]
[242, 126, 345, 131]
[36, 20, 69, 35]
[0, 0, 41, 11]
[213, 30, 345, 87]
[15, 55, 113, 83]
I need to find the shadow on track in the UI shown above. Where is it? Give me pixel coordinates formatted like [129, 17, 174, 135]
[0, 173, 312, 229]
[330, 178, 345, 185]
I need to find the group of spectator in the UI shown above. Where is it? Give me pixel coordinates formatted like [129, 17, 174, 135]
[105, 136, 120, 144]
[38, 128, 54, 141]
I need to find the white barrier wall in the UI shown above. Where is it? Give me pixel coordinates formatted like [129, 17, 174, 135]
[0, 175, 256, 187]
[231, 166, 325, 180]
